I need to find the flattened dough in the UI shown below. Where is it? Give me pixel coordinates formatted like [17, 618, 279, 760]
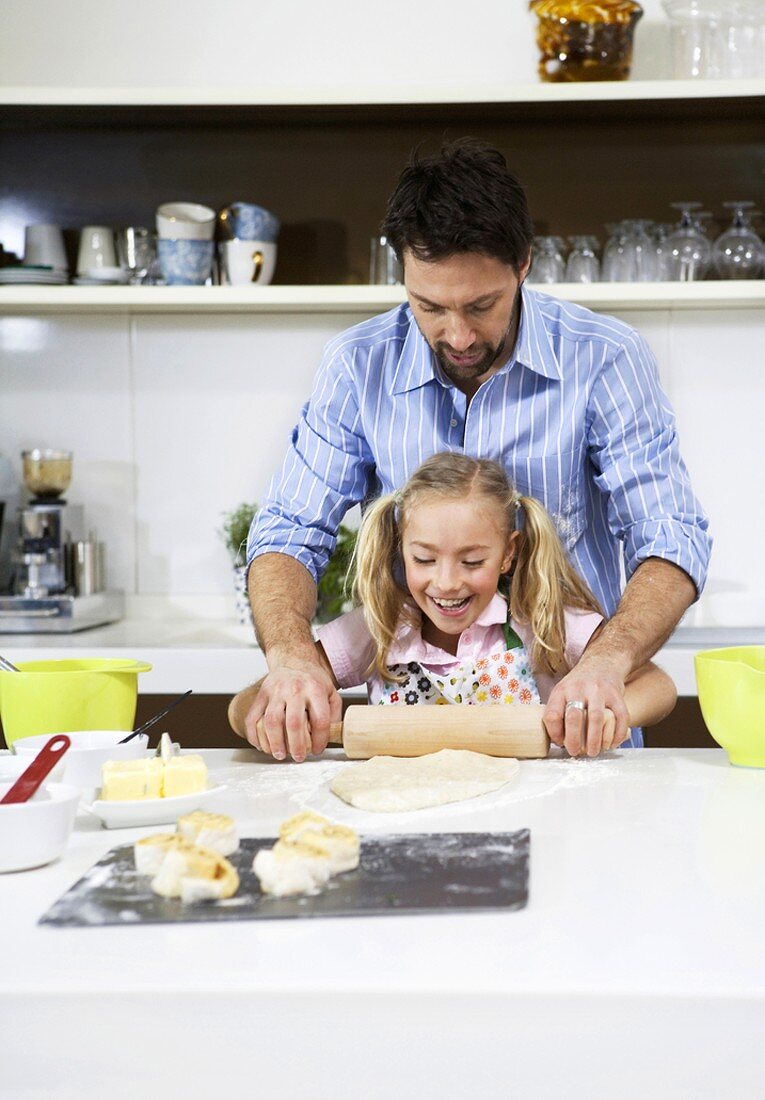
[330, 749, 520, 813]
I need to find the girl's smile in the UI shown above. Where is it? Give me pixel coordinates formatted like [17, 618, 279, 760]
[401, 494, 517, 655]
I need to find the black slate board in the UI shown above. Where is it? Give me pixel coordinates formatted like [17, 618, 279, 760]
[39, 831, 530, 927]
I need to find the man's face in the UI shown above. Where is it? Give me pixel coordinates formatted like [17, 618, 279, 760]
[404, 249, 530, 395]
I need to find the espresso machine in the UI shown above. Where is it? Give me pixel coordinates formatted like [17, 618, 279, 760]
[0, 449, 124, 633]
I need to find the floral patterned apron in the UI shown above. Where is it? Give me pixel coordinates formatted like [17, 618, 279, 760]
[378, 621, 541, 706]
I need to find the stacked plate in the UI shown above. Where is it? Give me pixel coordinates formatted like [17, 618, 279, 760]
[72, 266, 130, 287]
[0, 266, 69, 285]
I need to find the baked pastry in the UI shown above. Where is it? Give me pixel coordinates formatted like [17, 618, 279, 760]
[177, 810, 239, 856]
[252, 840, 332, 898]
[151, 843, 239, 903]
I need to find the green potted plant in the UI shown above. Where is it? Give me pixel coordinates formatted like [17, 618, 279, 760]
[219, 502, 357, 627]
[315, 522, 358, 623]
[219, 502, 259, 626]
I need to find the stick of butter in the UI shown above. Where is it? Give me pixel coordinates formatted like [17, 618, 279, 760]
[163, 754, 207, 798]
[101, 758, 164, 801]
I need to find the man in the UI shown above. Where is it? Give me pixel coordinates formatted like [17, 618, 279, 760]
[237, 139, 710, 762]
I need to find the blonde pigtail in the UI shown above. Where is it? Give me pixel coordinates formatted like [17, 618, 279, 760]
[352, 494, 410, 683]
[511, 494, 602, 676]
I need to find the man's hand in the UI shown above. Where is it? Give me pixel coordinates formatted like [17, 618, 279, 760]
[241, 553, 342, 762]
[245, 664, 343, 763]
[543, 654, 629, 757]
[544, 559, 695, 756]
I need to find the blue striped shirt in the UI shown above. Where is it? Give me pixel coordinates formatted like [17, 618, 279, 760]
[249, 287, 711, 743]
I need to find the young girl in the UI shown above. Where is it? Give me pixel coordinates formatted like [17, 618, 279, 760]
[230, 452, 676, 753]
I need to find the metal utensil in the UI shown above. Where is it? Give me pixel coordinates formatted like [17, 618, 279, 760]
[0, 735, 71, 804]
[118, 690, 193, 744]
[0, 653, 20, 672]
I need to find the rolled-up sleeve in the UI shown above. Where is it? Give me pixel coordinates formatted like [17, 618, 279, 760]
[587, 329, 712, 595]
[247, 342, 374, 583]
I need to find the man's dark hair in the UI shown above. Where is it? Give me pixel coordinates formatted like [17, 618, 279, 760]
[380, 139, 534, 274]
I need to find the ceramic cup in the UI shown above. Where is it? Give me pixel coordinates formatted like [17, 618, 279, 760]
[157, 239, 214, 285]
[220, 240, 277, 286]
[24, 224, 68, 273]
[220, 202, 280, 242]
[76, 226, 117, 275]
[156, 202, 216, 241]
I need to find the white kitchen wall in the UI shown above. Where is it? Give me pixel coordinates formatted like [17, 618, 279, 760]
[0, 305, 762, 623]
[0, 1, 757, 625]
[0, 0, 670, 88]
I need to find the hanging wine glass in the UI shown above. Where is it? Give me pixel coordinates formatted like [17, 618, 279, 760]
[712, 201, 764, 280]
[528, 236, 566, 283]
[565, 235, 601, 283]
[664, 202, 712, 281]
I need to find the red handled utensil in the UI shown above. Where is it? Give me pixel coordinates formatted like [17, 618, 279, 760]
[0, 735, 71, 804]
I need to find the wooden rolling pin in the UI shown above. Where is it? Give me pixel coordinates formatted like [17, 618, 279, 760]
[325, 704, 549, 759]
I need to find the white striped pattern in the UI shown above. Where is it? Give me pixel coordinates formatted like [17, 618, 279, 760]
[248, 287, 712, 747]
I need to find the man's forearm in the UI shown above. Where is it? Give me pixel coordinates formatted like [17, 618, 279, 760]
[583, 558, 696, 678]
[248, 553, 322, 670]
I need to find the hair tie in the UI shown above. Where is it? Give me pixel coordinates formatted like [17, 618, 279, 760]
[512, 491, 522, 508]
[393, 490, 404, 506]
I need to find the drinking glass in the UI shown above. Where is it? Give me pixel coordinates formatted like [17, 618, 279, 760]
[601, 222, 633, 282]
[623, 219, 658, 282]
[528, 236, 566, 283]
[652, 223, 675, 282]
[664, 202, 712, 281]
[712, 201, 764, 279]
[117, 227, 156, 285]
[369, 236, 402, 285]
[565, 236, 600, 283]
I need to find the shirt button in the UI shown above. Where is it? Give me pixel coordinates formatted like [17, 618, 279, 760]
[450, 418, 458, 427]
[464, 633, 472, 643]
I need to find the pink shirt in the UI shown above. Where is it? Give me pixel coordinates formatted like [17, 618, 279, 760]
[315, 593, 603, 705]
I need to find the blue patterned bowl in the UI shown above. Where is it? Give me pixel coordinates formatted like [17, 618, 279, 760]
[157, 239, 214, 285]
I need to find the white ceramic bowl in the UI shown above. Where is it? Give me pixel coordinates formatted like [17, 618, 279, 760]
[0, 753, 66, 785]
[0, 782, 80, 873]
[156, 202, 215, 240]
[13, 730, 150, 789]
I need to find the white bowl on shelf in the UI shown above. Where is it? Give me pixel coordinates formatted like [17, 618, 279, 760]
[13, 730, 150, 789]
[0, 782, 81, 873]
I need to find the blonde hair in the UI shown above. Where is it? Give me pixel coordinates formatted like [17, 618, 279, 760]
[352, 452, 602, 683]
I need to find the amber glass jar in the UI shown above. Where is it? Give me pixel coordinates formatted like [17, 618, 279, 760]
[529, 0, 644, 82]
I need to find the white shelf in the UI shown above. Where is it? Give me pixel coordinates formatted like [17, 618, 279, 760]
[1, 79, 764, 107]
[0, 282, 763, 314]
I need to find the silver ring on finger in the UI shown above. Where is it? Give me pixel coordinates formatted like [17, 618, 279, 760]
[565, 700, 587, 713]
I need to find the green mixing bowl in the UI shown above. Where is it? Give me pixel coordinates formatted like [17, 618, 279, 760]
[0, 658, 152, 749]
[695, 646, 765, 767]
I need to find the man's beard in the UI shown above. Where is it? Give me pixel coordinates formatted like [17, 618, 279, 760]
[429, 283, 522, 387]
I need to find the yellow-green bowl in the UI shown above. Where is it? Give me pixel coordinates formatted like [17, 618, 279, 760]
[695, 646, 765, 767]
[0, 658, 152, 749]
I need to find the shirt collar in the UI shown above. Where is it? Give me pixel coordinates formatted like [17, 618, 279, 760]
[390, 308, 437, 395]
[389, 286, 561, 396]
[386, 592, 509, 664]
[512, 285, 562, 381]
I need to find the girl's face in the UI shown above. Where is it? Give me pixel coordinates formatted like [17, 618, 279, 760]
[400, 493, 517, 655]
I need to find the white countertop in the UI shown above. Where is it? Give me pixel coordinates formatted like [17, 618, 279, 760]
[1, 601, 762, 695]
[2, 747, 765, 1098]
